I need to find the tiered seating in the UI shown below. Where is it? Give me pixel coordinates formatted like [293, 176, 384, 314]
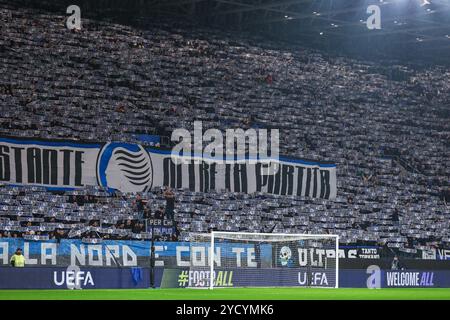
[0, 4, 449, 252]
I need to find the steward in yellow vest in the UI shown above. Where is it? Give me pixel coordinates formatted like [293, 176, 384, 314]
[10, 248, 25, 267]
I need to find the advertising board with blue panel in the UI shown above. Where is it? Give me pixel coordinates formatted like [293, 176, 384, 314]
[1, 265, 447, 289]
[161, 267, 449, 289]
[161, 267, 336, 288]
[0, 266, 161, 289]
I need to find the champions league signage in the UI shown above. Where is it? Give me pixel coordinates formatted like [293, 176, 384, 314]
[167, 268, 333, 288]
[0, 239, 340, 268]
[0, 136, 337, 198]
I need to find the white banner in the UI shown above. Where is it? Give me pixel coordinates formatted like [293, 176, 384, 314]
[0, 137, 336, 199]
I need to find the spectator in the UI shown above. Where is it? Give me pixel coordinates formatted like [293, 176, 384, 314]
[154, 206, 165, 220]
[143, 206, 152, 220]
[76, 195, 85, 206]
[125, 220, 134, 229]
[391, 256, 404, 270]
[391, 209, 400, 225]
[134, 194, 147, 220]
[132, 222, 144, 234]
[163, 187, 175, 220]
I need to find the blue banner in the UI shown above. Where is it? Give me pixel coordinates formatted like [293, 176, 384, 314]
[0, 238, 275, 267]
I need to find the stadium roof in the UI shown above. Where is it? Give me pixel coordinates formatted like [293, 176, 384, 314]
[148, 0, 450, 64]
[11, 0, 450, 65]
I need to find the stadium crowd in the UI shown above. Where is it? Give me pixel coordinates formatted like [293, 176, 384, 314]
[0, 3, 449, 255]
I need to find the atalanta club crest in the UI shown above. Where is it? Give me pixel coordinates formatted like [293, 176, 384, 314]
[279, 246, 293, 267]
[97, 143, 153, 192]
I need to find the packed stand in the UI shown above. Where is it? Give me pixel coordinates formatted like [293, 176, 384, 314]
[0, 4, 449, 253]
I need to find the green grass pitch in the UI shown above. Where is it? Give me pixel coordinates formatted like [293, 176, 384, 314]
[1, 288, 450, 300]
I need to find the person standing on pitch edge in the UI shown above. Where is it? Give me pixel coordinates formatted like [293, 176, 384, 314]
[10, 248, 25, 267]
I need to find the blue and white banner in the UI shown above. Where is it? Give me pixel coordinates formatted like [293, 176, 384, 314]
[2, 239, 447, 268]
[0, 136, 336, 198]
[0, 239, 338, 268]
[421, 247, 450, 261]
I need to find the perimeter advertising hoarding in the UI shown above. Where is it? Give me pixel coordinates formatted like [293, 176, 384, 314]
[1, 267, 447, 289]
[161, 268, 450, 289]
[0, 266, 160, 289]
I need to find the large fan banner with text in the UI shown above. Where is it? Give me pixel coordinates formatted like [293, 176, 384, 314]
[0, 136, 336, 199]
